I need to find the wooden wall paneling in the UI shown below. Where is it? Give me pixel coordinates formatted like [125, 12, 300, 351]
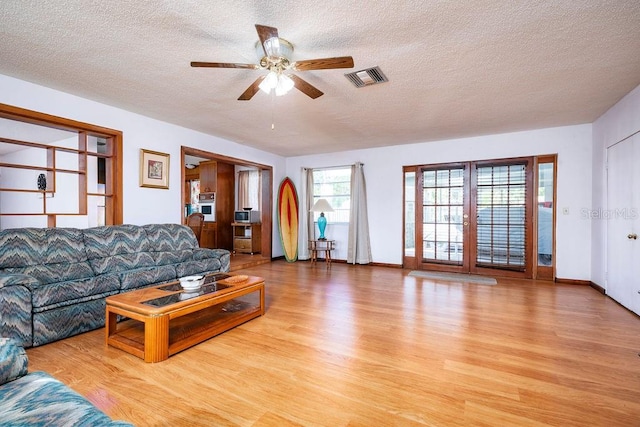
[216, 161, 235, 250]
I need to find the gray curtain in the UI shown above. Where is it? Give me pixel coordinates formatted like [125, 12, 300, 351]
[347, 162, 372, 264]
[299, 168, 315, 260]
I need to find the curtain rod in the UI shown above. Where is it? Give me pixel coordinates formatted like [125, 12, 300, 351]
[303, 163, 364, 171]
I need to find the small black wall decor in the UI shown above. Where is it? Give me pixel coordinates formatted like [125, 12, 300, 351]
[37, 173, 47, 191]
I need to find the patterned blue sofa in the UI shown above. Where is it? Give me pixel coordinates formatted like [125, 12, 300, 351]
[0, 224, 230, 348]
[0, 337, 133, 426]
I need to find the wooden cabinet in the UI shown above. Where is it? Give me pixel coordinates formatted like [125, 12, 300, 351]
[184, 164, 199, 181]
[232, 223, 261, 254]
[199, 161, 217, 193]
[200, 222, 217, 249]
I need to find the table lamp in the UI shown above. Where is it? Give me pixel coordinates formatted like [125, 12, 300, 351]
[311, 198, 334, 240]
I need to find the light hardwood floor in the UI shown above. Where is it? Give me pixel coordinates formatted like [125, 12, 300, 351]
[26, 261, 640, 426]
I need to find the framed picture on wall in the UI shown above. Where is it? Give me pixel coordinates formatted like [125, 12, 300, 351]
[140, 149, 170, 189]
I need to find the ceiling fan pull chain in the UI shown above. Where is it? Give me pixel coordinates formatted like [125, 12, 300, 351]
[271, 92, 275, 130]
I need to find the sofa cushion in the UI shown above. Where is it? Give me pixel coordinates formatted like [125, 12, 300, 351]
[0, 228, 93, 286]
[12, 262, 95, 287]
[143, 224, 201, 269]
[143, 223, 198, 250]
[83, 225, 155, 275]
[175, 259, 222, 278]
[44, 228, 89, 265]
[0, 371, 133, 426]
[118, 264, 176, 291]
[29, 275, 121, 310]
[0, 338, 28, 385]
[0, 228, 48, 268]
[0, 285, 32, 348]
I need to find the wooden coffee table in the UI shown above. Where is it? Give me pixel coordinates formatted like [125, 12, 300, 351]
[105, 273, 264, 362]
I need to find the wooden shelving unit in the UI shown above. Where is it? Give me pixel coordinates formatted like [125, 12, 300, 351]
[232, 222, 261, 254]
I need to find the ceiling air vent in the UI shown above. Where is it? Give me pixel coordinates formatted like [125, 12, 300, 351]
[345, 66, 388, 88]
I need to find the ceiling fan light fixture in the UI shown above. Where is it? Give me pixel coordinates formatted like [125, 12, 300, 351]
[255, 38, 294, 62]
[259, 71, 278, 93]
[275, 74, 294, 96]
[264, 37, 280, 58]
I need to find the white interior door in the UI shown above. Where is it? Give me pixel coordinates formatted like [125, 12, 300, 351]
[607, 135, 640, 315]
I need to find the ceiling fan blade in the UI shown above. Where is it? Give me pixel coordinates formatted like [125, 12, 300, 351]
[289, 74, 324, 99]
[293, 56, 354, 71]
[238, 76, 266, 101]
[191, 61, 259, 69]
[255, 24, 279, 57]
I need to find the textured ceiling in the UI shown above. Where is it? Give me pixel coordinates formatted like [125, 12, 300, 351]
[1, 1, 639, 157]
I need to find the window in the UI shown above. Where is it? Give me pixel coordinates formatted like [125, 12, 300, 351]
[312, 167, 351, 223]
[237, 169, 261, 210]
[535, 155, 556, 280]
[404, 170, 416, 257]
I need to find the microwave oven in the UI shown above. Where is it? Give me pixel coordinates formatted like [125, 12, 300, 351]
[234, 210, 260, 223]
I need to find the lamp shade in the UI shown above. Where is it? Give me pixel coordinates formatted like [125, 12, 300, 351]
[258, 71, 278, 94]
[311, 199, 334, 213]
[275, 74, 295, 96]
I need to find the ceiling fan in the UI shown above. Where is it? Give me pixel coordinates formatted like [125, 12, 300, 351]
[191, 24, 354, 100]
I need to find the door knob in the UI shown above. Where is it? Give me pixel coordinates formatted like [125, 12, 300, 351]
[627, 233, 638, 240]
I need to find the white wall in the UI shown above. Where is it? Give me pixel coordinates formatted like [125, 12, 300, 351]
[287, 124, 593, 280]
[592, 83, 640, 288]
[0, 74, 287, 256]
[0, 73, 600, 279]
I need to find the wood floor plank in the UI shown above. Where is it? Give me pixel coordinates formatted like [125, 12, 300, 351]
[25, 260, 640, 426]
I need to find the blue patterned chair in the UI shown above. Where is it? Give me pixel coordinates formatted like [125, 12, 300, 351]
[0, 337, 133, 426]
[0, 224, 230, 348]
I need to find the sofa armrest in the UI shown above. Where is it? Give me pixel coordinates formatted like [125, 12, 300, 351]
[193, 248, 231, 273]
[192, 248, 228, 260]
[0, 338, 28, 385]
[0, 272, 39, 290]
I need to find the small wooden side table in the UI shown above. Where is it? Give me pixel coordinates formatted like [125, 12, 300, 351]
[309, 240, 335, 267]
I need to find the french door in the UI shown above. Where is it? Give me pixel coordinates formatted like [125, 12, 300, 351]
[405, 157, 534, 278]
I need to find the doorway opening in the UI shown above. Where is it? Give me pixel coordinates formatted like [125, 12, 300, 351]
[181, 146, 272, 269]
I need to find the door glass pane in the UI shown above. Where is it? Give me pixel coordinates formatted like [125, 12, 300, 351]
[404, 171, 415, 256]
[423, 188, 435, 205]
[538, 163, 553, 266]
[422, 167, 464, 265]
[476, 164, 527, 269]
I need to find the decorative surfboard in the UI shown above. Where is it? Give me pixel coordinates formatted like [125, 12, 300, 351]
[277, 177, 299, 262]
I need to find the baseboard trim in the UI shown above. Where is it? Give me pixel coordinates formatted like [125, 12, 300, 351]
[554, 278, 607, 295]
[370, 261, 402, 268]
[589, 281, 606, 294]
[554, 278, 591, 286]
[280, 258, 402, 269]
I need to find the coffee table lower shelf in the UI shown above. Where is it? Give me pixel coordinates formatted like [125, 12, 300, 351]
[106, 278, 264, 362]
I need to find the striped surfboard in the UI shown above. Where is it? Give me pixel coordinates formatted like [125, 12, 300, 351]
[277, 177, 299, 262]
